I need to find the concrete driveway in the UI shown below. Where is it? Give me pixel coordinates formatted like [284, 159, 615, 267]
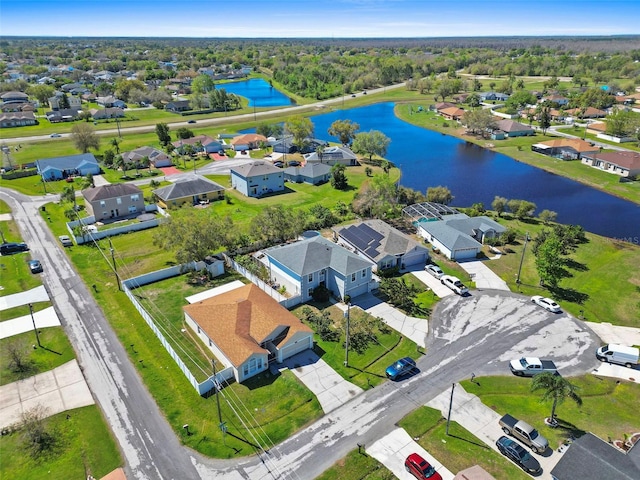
[427, 385, 564, 480]
[274, 350, 363, 413]
[367, 428, 454, 480]
[0, 285, 49, 310]
[0, 306, 61, 339]
[457, 259, 510, 291]
[410, 269, 454, 298]
[351, 292, 428, 348]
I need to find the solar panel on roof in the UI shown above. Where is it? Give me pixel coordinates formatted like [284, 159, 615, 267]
[364, 246, 379, 257]
[358, 223, 384, 241]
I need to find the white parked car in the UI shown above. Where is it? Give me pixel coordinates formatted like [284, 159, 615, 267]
[425, 264, 444, 279]
[531, 295, 561, 313]
[441, 275, 469, 295]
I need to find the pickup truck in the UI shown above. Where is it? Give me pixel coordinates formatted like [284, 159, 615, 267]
[499, 414, 549, 454]
[509, 357, 557, 377]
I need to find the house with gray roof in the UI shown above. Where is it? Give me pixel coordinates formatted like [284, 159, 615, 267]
[551, 433, 640, 480]
[264, 236, 375, 303]
[153, 175, 225, 209]
[82, 183, 144, 221]
[417, 220, 483, 260]
[0, 111, 37, 128]
[333, 219, 429, 272]
[121, 146, 172, 168]
[283, 163, 331, 185]
[492, 119, 535, 138]
[36, 153, 100, 181]
[304, 145, 358, 166]
[230, 161, 284, 198]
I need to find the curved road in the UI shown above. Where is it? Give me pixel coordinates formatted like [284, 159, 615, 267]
[0, 191, 601, 480]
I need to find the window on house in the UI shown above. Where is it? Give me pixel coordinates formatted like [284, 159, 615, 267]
[362, 269, 366, 278]
[308, 288, 313, 297]
[131, 194, 139, 201]
[116, 197, 122, 205]
[308, 273, 313, 282]
[100, 201, 106, 207]
[351, 273, 356, 282]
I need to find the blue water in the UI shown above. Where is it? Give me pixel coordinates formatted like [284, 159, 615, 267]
[247, 102, 640, 239]
[219, 78, 295, 108]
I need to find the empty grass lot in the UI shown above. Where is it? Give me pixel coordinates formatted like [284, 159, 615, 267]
[399, 406, 529, 480]
[460, 375, 640, 450]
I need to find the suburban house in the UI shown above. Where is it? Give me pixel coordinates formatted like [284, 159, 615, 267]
[581, 151, 640, 178]
[491, 119, 535, 138]
[531, 139, 599, 160]
[438, 106, 465, 121]
[564, 107, 607, 119]
[48, 94, 82, 111]
[404, 202, 506, 261]
[171, 135, 223, 154]
[230, 133, 267, 151]
[303, 145, 358, 166]
[479, 92, 510, 102]
[36, 153, 100, 181]
[152, 175, 225, 208]
[183, 283, 314, 383]
[333, 219, 429, 272]
[0, 111, 37, 128]
[0, 91, 29, 107]
[1, 101, 35, 113]
[541, 94, 569, 106]
[550, 433, 640, 480]
[96, 96, 126, 108]
[90, 107, 125, 120]
[165, 100, 191, 112]
[586, 122, 607, 135]
[433, 102, 456, 111]
[82, 183, 145, 221]
[272, 136, 328, 154]
[263, 235, 375, 302]
[46, 108, 81, 123]
[121, 146, 173, 168]
[283, 163, 331, 185]
[230, 161, 284, 197]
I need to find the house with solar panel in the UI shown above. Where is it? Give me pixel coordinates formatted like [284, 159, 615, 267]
[332, 219, 429, 272]
[262, 235, 375, 302]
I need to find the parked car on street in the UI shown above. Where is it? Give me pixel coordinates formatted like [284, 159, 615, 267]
[405, 453, 442, 480]
[496, 436, 542, 474]
[50, 133, 61, 138]
[58, 235, 73, 247]
[385, 357, 416, 380]
[425, 264, 444, 279]
[1, 242, 29, 255]
[509, 357, 557, 377]
[440, 275, 468, 295]
[531, 295, 561, 313]
[596, 344, 640, 368]
[28, 259, 43, 273]
[499, 414, 548, 454]
[187, 119, 196, 124]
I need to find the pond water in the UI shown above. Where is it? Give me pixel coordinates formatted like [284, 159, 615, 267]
[220, 78, 295, 108]
[244, 102, 639, 239]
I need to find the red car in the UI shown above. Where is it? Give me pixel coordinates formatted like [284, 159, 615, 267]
[405, 453, 442, 480]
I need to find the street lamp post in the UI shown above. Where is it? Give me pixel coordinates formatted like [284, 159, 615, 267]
[516, 232, 530, 285]
[28, 303, 42, 348]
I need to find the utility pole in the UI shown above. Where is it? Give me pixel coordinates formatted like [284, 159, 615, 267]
[344, 302, 351, 367]
[28, 303, 42, 348]
[212, 359, 226, 441]
[515, 232, 530, 285]
[446, 383, 455, 435]
[108, 237, 121, 290]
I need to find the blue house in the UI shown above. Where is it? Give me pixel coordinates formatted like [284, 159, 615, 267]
[230, 161, 284, 197]
[283, 163, 331, 185]
[480, 91, 510, 102]
[37, 153, 100, 181]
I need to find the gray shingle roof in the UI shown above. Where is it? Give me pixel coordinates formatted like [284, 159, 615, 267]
[265, 236, 372, 277]
[36, 153, 98, 172]
[418, 221, 481, 251]
[304, 146, 357, 162]
[82, 183, 142, 202]
[230, 161, 282, 178]
[152, 175, 225, 201]
[443, 215, 506, 236]
[551, 433, 640, 480]
[283, 163, 331, 177]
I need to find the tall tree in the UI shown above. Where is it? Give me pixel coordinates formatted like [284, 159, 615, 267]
[285, 116, 314, 151]
[351, 130, 390, 161]
[426, 186, 454, 205]
[328, 119, 360, 146]
[531, 372, 582, 424]
[191, 74, 216, 95]
[70, 123, 100, 153]
[534, 234, 566, 287]
[251, 205, 304, 244]
[492, 196, 508, 217]
[537, 104, 552, 135]
[330, 163, 348, 190]
[110, 138, 120, 154]
[256, 122, 283, 138]
[155, 123, 171, 147]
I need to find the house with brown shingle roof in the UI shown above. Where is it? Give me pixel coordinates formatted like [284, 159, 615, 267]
[230, 133, 267, 151]
[581, 151, 640, 178]
[439, 106, 465, 121]
[183, 283, 313, 383]
[82, 183, 145, 221]
[531, 139, 599, 160]
[493, 119, 535, 137]
[586, 122, 607, 134]
[564, 107, 607, 119]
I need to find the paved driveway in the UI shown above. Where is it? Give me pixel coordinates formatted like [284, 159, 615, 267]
[351, 292, 428, 348]
[274, 350, 363, 414]
[410, 269, 454, 298]
[367, 428, 454, 480]
[457, 259, 510, 291]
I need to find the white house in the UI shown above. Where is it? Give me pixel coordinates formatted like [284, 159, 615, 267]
[230, 161, 284, 198]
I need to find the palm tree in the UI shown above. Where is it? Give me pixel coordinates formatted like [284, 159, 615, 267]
[531, 372, 582, 426]
[110, 138, 121, 154]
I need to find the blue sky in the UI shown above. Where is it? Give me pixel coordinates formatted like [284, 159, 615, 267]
[2, 0, 639, 38]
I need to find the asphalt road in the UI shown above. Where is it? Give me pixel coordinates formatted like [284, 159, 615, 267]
[1, 183, 600, 479]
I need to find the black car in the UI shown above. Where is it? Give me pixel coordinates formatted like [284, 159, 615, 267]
[187, 119, 197, 124]
[496, 436, 541, 474]
[288, 161, 301, 166]
[1, 242, 29, 255]
[28, 259, 43, 274]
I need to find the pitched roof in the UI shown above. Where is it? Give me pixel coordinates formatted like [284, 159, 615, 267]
[37, 153, 98, 171]
[152, 175, 225, 201]
[82, 183, 142, 202]
[495, 119, 533, 133]
[439, 106, 465, 117]
[551, 433, 640, 480]
[265, 236, 372, 277]
[586, 151, 640, 170]
[537, 138, 598, 153]
[304, 145, 357, 162]
[121, 146, 170, 163]
[335, 219, 428, 263]
[442, 215, 507, 236]
[230, 133, 267, 145]
[586, 121, 607, 132]
[283, 162, 331, 177]
[230, 161, 282, 177]
[418, 220, 482, 252]
[171, 135, 217, 147]
[183, 284, 312, 367]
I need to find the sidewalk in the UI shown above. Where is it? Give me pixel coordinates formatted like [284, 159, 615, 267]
[0, 360, 95, 430]
[0, 285, 49, 311]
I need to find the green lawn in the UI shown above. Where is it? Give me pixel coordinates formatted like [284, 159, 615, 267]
[481, 215, 640, 327]
[315, 449, 395, 480]
[460, 375, 640, 449]
[399, 406, 528, 480]
[0, 405, 122, 480]
[290, 303, 420, 389]
[0, 327, 77, 385]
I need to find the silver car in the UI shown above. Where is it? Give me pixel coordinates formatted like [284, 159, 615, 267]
[425, 264, 444, 278]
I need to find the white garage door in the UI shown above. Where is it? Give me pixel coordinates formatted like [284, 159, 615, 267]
[280, 337, 311, 361]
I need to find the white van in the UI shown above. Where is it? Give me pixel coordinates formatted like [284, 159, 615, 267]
[596, 344, 640, 368]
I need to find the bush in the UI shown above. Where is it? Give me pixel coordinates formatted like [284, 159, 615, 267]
[311, 285, 331, 302]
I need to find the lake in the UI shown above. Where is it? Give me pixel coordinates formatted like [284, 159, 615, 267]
[219, 78, 295, 108]
[245, 102, 640, 240]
